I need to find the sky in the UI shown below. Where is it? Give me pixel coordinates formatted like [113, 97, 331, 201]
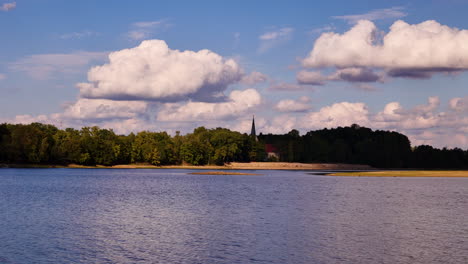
[0, 0, 467, 148]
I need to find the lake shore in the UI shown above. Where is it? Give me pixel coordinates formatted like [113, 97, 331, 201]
[96, 162, 374, 170]
[328, 171, 468, 177]
[1, 162, 372, 170]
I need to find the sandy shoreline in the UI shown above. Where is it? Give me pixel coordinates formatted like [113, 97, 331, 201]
[329, 171, 468, 177]
[1, 162, 372, 170]
[113, 162, 373, 171]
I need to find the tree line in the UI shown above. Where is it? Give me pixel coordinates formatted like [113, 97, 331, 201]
[0, 122, 466, 168]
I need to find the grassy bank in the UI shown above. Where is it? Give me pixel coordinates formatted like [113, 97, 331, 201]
[328, 171, 468, 177]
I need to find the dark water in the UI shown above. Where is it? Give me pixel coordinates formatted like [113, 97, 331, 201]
[0, 169, 467, 264]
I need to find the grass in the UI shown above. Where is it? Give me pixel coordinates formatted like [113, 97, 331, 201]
[328, 170, 468, 177]
[189, 171, 260, 175]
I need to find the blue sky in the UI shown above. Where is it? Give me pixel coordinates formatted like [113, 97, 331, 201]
[1, 0, 468, 148]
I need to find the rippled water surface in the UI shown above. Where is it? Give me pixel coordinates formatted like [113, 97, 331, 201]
[1, 169, 467, 263]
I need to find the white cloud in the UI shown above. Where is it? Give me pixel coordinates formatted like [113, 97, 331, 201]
[258, 27, 294, 53]
[9, 51, 108, 80]
[78, 40, 243, 101]
[353, 83, 378, 91]
[275, 96, 312, 112]
[374, 97, 447, 130]
[156, 89, 261, 121]
[60, 30, 99, 40]
[0, 2, 15, 11]
[297, 68, 383, 86]
[0, 73, 6, 80]
[332, 6, 406, 24]
[449, 96, 468, 112]
[374, 97, 442, 130]
[269, 81, 311, 91]
[259, 27, 294, 40]
[309, 25, 336, 35]
[296, 71, 327, 85]
[329, 67, 383, 83]
[127, 20, 171, 41]
[303, 19, 468, 80]
[301, 102, 370, 129]
[61, 98, 148, 120]
[240, 71, 268, 85]
[5, 94, 468, 149]
[127, 31, 148, 41]
[133, 21, 165, 28]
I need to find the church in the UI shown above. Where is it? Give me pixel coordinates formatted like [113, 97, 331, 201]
[250, 116, 280, 161]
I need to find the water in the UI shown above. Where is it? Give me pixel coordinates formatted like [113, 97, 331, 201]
[0, 169, 467, 264]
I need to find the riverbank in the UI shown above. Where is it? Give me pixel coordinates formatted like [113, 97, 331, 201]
[328, 171, 468, 177]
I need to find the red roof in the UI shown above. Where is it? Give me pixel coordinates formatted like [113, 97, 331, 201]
[265, 144, 279, 153]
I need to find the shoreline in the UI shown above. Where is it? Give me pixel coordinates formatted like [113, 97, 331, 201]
[2, 163, 467, 177]
[1, 162, 372, 171]
[328, 171, 468, 177]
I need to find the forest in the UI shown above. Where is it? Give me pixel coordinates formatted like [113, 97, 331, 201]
[0, 122, 467, 169]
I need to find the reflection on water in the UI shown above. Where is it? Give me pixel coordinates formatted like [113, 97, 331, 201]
[0, 169, 467, 263]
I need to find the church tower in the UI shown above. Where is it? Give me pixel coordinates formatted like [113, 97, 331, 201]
[250, 116, 258, 141]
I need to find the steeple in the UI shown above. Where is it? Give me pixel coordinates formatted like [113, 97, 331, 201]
[250, 115, 258, 141]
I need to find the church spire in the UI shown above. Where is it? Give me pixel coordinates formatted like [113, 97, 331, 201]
[250, 115, 258, 141]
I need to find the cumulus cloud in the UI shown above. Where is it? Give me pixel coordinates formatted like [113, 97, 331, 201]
[302, 19, 468, 81]
[330, 67, 383, 83]
[60, 99, 148, 120]
[297, 68, 383, 87]
[296, 71, 327, 85]
[301, 102, 370, 129]
[258, 27, 294, 53]
[240, 71, 268, 85]
[156, 89, 261, 121]
[0, 2, 15, 11]
[127, 20, 171, 41]
[5, 94, 468, 148]
[332, 6, 406, 24]
[269, 81, 312, 91]
[78, 40, 243, 101]
[9, 51, 108, 80]
[254, 96, 468, 148]
[275, 96, 312, 112]
[449, 96, 468, 112]
[374, 97, 442, 130]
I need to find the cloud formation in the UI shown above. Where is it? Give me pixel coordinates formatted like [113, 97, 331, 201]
[78, 40, 243, 101]
[449, 96, 468, 112]
[5, 94, 468, 148]
[127, 20, 171, 41]
[275, 96, 312, 112]
[301, 102, 370, 129]
[60, 31, 100, 40]
[258, 27, 294, 53]
[9, 51, 108, 80]
[302, 19, 468, 82]
[269, 81, 312, 91]
[157, 89, 261, 121]
[332, 7, 406, 24]
[0, 73, 6, 80]
[240, 71, 268, 85]
[60, 99, 148, 120]
[0, 2, 15, 11]
[297, 68, 383, 87]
